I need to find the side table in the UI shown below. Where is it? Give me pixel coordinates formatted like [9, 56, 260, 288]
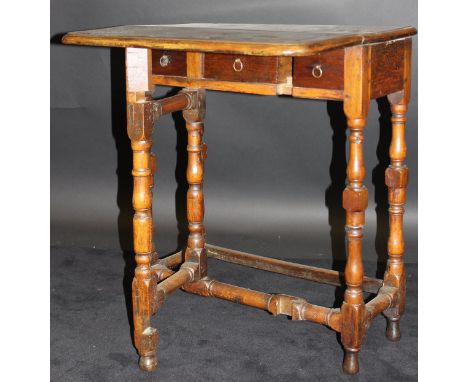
[62, 23, 416, 375]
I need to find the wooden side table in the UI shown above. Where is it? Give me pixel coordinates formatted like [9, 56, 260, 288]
[62, 24, 416, 375]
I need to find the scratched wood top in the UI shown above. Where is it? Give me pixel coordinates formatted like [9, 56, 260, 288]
[62, 23, 416, 56]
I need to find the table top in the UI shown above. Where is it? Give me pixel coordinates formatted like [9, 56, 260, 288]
[62, 23, 416, 56]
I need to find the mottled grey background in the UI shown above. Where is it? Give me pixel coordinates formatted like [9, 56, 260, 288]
[51, 0, 418, 265]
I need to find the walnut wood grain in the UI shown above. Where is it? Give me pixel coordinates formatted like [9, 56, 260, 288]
[126, 48, 159, 373]
[157, 251, 183, 269]
[204, 54, 279, 83]
[340, 44, 370, 375]
[293, 48, 344, 90]
[183, 278, 341, 332]
[145, 38, 409, 99]
[382, 39, 412, 342]
[187, 52, 204, 80]
[205, 244, 382, 293]
[365, 285, 398, 322]
[291, 87, 343, 100]
[182, 89, 208, 279]
[370, 39, 405, 99]
[151, 49, 186, 77]
[62, 24, 416, 56]
[62, 24, 416, 376]
[151, 74, 281, 95]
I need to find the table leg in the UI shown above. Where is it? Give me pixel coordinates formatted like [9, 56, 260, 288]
[128, 99, 159, 371]
[182, 89, 207, 279]
[341, 45, 370, 375]
[341, 116, 368, 375]
[381, 37, 412, 342]
[383, 97, 409, 341]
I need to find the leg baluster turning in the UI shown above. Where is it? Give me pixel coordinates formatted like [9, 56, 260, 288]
[128, 99, 159, 371]
[182, 89, 207, 280]
[340, 117, 368, 375]
[383, 98, 409, 341]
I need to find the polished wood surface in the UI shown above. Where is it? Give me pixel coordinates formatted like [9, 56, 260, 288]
[62, 24, 415, 376]
[341, 44, 370, 374]
[383, 38, 412, 342]
[293, 48, 344, 90]
[204, 53, 279, 83]
[146, 38, 410, 99]
[205, 243, 383, 294]
[62, 23, 416, 56]
[370, 39, 407, 98]
[182, 88, 208, 280]
[151, 49, 187, 77]
[68, 24, 415, 99]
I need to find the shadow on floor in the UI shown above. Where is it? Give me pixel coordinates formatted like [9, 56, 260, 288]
[110, 48, 134, 343]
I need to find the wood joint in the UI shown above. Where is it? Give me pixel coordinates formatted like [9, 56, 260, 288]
[127, 100, 155, 141]
[158, 251, 183, 269]
[127, 92, 197, 141]
[140, 327, 159, 356]
[151, 263, 174, 282]
[206, 243, 383, 293]
[342, 187, 368, 212]
[385, 166, 408, 188]
[267, 294, 307, 317]
[365, 284, 398, 324]
[151, 262, 198, 314]
[181, 88, 206, 123]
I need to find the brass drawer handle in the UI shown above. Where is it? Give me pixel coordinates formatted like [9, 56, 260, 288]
[312, 64, 323, 78]
[159, 54, 171, 67]
[233, 58, 244, 72]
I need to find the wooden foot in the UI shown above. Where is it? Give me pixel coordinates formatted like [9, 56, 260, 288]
[130, 136, 159, 372]
[340, 45, 370, 375]
[139, 352, 158, 372]
[126, 70, 160, 371]
[383, 91, 410, 341]
[343, 349, 360, 375]
[385, 316, 401, 341]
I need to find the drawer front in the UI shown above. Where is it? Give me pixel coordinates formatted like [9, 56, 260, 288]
[204, 54, 279, 83]
[293, 49, 344, 90]
[152, 50, 187, 76]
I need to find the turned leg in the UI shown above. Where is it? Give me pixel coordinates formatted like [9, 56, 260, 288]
[382, 38, 413, 342]
[182, 89, 207, 280]
[127, 97, 159, 371]
[124, 49, 203, 372]
[341, 117, 368, 374]
[383, 98, 409, 341]
[340, 45, 370, 375]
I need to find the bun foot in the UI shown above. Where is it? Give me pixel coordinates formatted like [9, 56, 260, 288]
[139, 353, 158, 372]
[343, 349, 359, 375]
[386, 317, 401, 341]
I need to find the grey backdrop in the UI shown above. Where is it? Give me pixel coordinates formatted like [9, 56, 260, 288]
[51, 0, 418, 266]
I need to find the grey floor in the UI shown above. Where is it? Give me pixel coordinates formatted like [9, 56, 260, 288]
[51, 246, 417, 381]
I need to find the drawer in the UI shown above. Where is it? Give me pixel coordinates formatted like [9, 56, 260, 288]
[152, 50, 187, 76]
[204, 54, 280, 83]
[293, 49, 344, 90]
